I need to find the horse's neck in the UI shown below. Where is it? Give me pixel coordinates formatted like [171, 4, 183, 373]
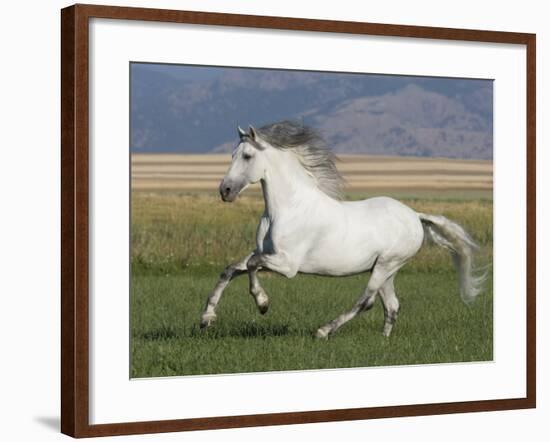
[261, 157, 331, 221]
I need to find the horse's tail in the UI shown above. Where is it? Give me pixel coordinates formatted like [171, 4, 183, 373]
[418, 212, 486, 304]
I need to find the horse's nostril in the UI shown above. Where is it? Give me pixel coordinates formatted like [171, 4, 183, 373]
[225, 187, 231, 193]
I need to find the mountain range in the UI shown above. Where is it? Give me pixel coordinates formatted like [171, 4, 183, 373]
[130, 64, 493, 159]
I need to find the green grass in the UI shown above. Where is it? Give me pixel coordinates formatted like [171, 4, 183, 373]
[131, 192, 493, 378]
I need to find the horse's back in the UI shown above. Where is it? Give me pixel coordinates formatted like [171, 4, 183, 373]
[345, 196, 419, 222]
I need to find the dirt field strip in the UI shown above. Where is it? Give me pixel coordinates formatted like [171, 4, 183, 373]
[131, 154, 492, 192]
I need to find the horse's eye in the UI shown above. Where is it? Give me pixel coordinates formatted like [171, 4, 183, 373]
[243, 153, 253, 161]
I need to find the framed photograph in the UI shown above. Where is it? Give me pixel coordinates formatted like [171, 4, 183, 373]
[61, 3, 536, 438]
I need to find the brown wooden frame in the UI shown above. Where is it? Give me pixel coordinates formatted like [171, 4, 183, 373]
[61, 3, 536, 438]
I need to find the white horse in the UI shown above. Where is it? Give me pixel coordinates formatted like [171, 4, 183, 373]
[200, 121, 484, 338]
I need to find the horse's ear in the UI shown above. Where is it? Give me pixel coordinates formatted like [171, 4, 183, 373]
[237, 126, 247, 139]
[248, 125, 257, 140]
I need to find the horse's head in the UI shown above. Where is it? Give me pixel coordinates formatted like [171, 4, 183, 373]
[219, 125, 268, 202]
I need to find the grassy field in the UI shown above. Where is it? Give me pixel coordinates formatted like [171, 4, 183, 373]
[131, 188, 493, 378]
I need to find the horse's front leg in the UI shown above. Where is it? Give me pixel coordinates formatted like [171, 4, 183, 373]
[200, 253, 253, 328]
[247, 252, 296, 315]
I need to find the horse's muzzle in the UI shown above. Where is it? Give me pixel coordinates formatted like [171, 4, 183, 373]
[219, 180, 239, 202]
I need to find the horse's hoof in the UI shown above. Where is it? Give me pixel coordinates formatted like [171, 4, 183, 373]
[315, 328, 330, 339]
[200, 314, 216, 329]
[254, 290, 269, 315]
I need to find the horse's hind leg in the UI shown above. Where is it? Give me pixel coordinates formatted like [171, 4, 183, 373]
[379, 275, 400, 337]
[200, 253, 252, 328]
[315, 262, 399, 339]
[315, 286, 377, 339]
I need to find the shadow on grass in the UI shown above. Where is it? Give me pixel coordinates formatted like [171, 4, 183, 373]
[136, 322, 293, 341]
[190, 321, 292, 339]
[136, 324, 180, 340]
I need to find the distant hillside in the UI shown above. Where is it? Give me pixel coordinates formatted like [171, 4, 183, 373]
[131, 65, 493, 159]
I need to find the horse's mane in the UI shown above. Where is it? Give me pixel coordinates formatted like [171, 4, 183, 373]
[256, 120, 345, 200]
